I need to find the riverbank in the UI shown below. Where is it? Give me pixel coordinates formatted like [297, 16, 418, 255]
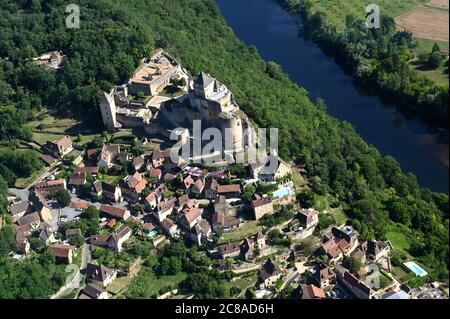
[216, 0, 448, 193]
[278, 0, 449, 126]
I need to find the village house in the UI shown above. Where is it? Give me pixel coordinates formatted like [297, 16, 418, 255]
[99, 204, 131, 221]
[123, 171, 148, 194]
[289, 208, 319, 240]
[39, 228, 56, 246]
[108, 224, 132, 253]
[314, 262, 336, 288]
[204, 177, 219, 199]
[14, 224, 32, 254]
[131, 155, 145, 171]
[298, 208, 319, 230]
[242, 232, 266, 261]
[91, 180, 123, 203]
[217, 242, 241, 259]
[189, 219, 212, 246]
[183, 175, 195, 190]
[297, 284, 325, 299]
[250, 155, 292, 182]
[8, 201, 31, 223]
[151, 147, 170, 168]
[17, 212, 41, 231]
[97, 144, 120, 168]
[319, 239, 344, 264]
[72, 166, 99, 175]
[364, 240, 392, 262]
[217, 184, 241, 199]
[212, 196, 241, 232]
[154, 183, 167, 202]
[68, 172, 87, 188]
[90, 234, 110, 248]
[29, 191, 53, 222]
[154, 198, 177, 222]
[177, 194, 197, 212]
[79, 283, 109, 299]
[145, 192, 157, 210]
[44, 135, 73, 158]
[161, 218, 180, 238]
[190, 179, 205, 196]
[48, 244, 76, 264]
[256, 231, 267, 248]
[32, 179, 67, 194]
[331, 226, 359, 256]
[179, 207, 202, 230]
[242, 237, 257, 261]
[40, 154, 57, 167]
[85, 263, 117, 287]
[257, 259, 283, 289]
[335, 265, 378, 299]
[148, 168, 162, 181]
[251, 196, 274, 220]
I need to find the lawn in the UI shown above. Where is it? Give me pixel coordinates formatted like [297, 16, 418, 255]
[107, 276, 133, 296]
[386, 228, 411, 251]
[126, 267, 188, 299]
[226, 275, 257, 297]
[218, 221, 262, 244]
[391, 266, 415, 283]
[100, 173, 124, 187]
[410, 39, 449, 84]
[291, 166, 307, 189]
[330, 208, 348, 226]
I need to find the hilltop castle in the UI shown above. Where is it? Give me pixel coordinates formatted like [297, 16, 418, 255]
[99, 50, 249, 153]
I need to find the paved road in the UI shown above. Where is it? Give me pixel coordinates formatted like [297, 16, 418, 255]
[51, 244, 91, 299]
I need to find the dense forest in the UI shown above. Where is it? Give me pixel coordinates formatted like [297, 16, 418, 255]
[0, 0, 448, 297]
[279, 0, 449, 124]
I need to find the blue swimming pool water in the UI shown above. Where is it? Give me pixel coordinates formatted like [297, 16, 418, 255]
[273, 187, 293, 198]
[404, 262, 428, 277]
[148, 230, 158, 239]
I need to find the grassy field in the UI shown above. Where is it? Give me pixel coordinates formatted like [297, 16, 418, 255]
[219, 221, 262, 244]
[386, 227, 411, 252]
[303, 0, 427, 30]
[330, 208, 348, 226]
[107, 276, 133, 296]
[226, 275, 257, 297]
[410, 39, 449, 84]
[126, 269, 187, 298]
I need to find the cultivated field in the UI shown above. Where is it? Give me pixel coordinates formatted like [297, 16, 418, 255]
[306, 0, 428, 30]
[426, 0, 449, 9]
[394, 6, 449, 41]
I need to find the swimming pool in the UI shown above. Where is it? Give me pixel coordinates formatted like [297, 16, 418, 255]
[273, 187, 294, 199]
[404, 262, 428, 277]
[147, 230, 159, 239]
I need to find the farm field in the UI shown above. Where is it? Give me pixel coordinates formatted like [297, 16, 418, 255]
[427, 0, 449, 9]
[394, 6, 449, 41]
[304, 0, 428, 30]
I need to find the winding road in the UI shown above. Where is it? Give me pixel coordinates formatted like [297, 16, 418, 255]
[51, 244, 91, 299]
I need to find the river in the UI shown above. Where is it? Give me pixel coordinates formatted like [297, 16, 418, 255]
[216, 0, 449, 193]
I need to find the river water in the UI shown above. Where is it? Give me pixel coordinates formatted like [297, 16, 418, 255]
[216, 0, 449, 193]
